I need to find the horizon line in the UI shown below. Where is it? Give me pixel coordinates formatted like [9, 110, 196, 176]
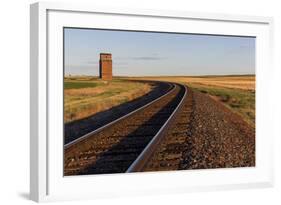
[64, 74, 255, 77]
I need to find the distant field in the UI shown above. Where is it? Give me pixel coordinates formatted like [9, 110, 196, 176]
[64, 77, 153, 123]
[130, 75, 255, 91]
[64, 75, 255, 127]
[128, 75, 255, 127]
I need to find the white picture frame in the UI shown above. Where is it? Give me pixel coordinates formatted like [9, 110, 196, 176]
[30, 1, 274, 202]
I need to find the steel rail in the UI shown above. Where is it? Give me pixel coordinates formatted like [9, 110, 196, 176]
[64, 82, 175, 149]
[126, 84, 188, 172]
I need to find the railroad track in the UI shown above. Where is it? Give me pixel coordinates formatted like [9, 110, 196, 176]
[128, 87, 193, 172]
[64, 81, 171, 144]
[64, 82, 191, 175]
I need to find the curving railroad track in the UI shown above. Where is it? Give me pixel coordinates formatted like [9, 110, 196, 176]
[64, 82, 192, 175]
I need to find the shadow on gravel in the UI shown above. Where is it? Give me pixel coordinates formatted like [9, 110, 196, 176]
[64, 81, 170, 145]
[76, 85, 185, 175]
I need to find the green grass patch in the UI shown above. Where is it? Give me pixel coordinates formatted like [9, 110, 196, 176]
[64, 77, 128, 90]
[64, 81, 100, 89]
[188, 83, 255, 127]
[64, 77, 153, 123]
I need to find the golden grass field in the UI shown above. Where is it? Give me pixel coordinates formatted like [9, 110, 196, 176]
[130, 75, 255, 91]
[64, 77, 152, 123]
[127, 75, 255, 127]
[64, 75, 255, 128]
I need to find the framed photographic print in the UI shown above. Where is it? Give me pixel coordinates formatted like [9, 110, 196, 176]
[30, 2, 274, 202]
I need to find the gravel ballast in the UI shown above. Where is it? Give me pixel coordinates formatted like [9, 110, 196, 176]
[180, 90, 255, 170]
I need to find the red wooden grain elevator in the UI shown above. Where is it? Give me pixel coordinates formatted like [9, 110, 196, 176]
[99, 53, 112, 80]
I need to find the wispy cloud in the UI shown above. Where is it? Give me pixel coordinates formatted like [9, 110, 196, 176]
[114, 55, 166, 61]
[115, 62, 129, 66]
[130, 56, 166, 61]
[77, 60, 129, 67]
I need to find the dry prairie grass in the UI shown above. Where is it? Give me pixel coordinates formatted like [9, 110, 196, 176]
[127, 75, 255, 127]
[64, 77, 153, 123]
[188, 83, 255, 127]
[130, 75, 255, 91]
[180, 76, 255, 91]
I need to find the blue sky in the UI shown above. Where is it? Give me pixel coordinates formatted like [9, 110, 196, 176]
[64, 28, 255, 76]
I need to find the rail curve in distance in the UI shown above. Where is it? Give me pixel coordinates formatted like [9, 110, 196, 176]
[64, 82, 188, 176]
